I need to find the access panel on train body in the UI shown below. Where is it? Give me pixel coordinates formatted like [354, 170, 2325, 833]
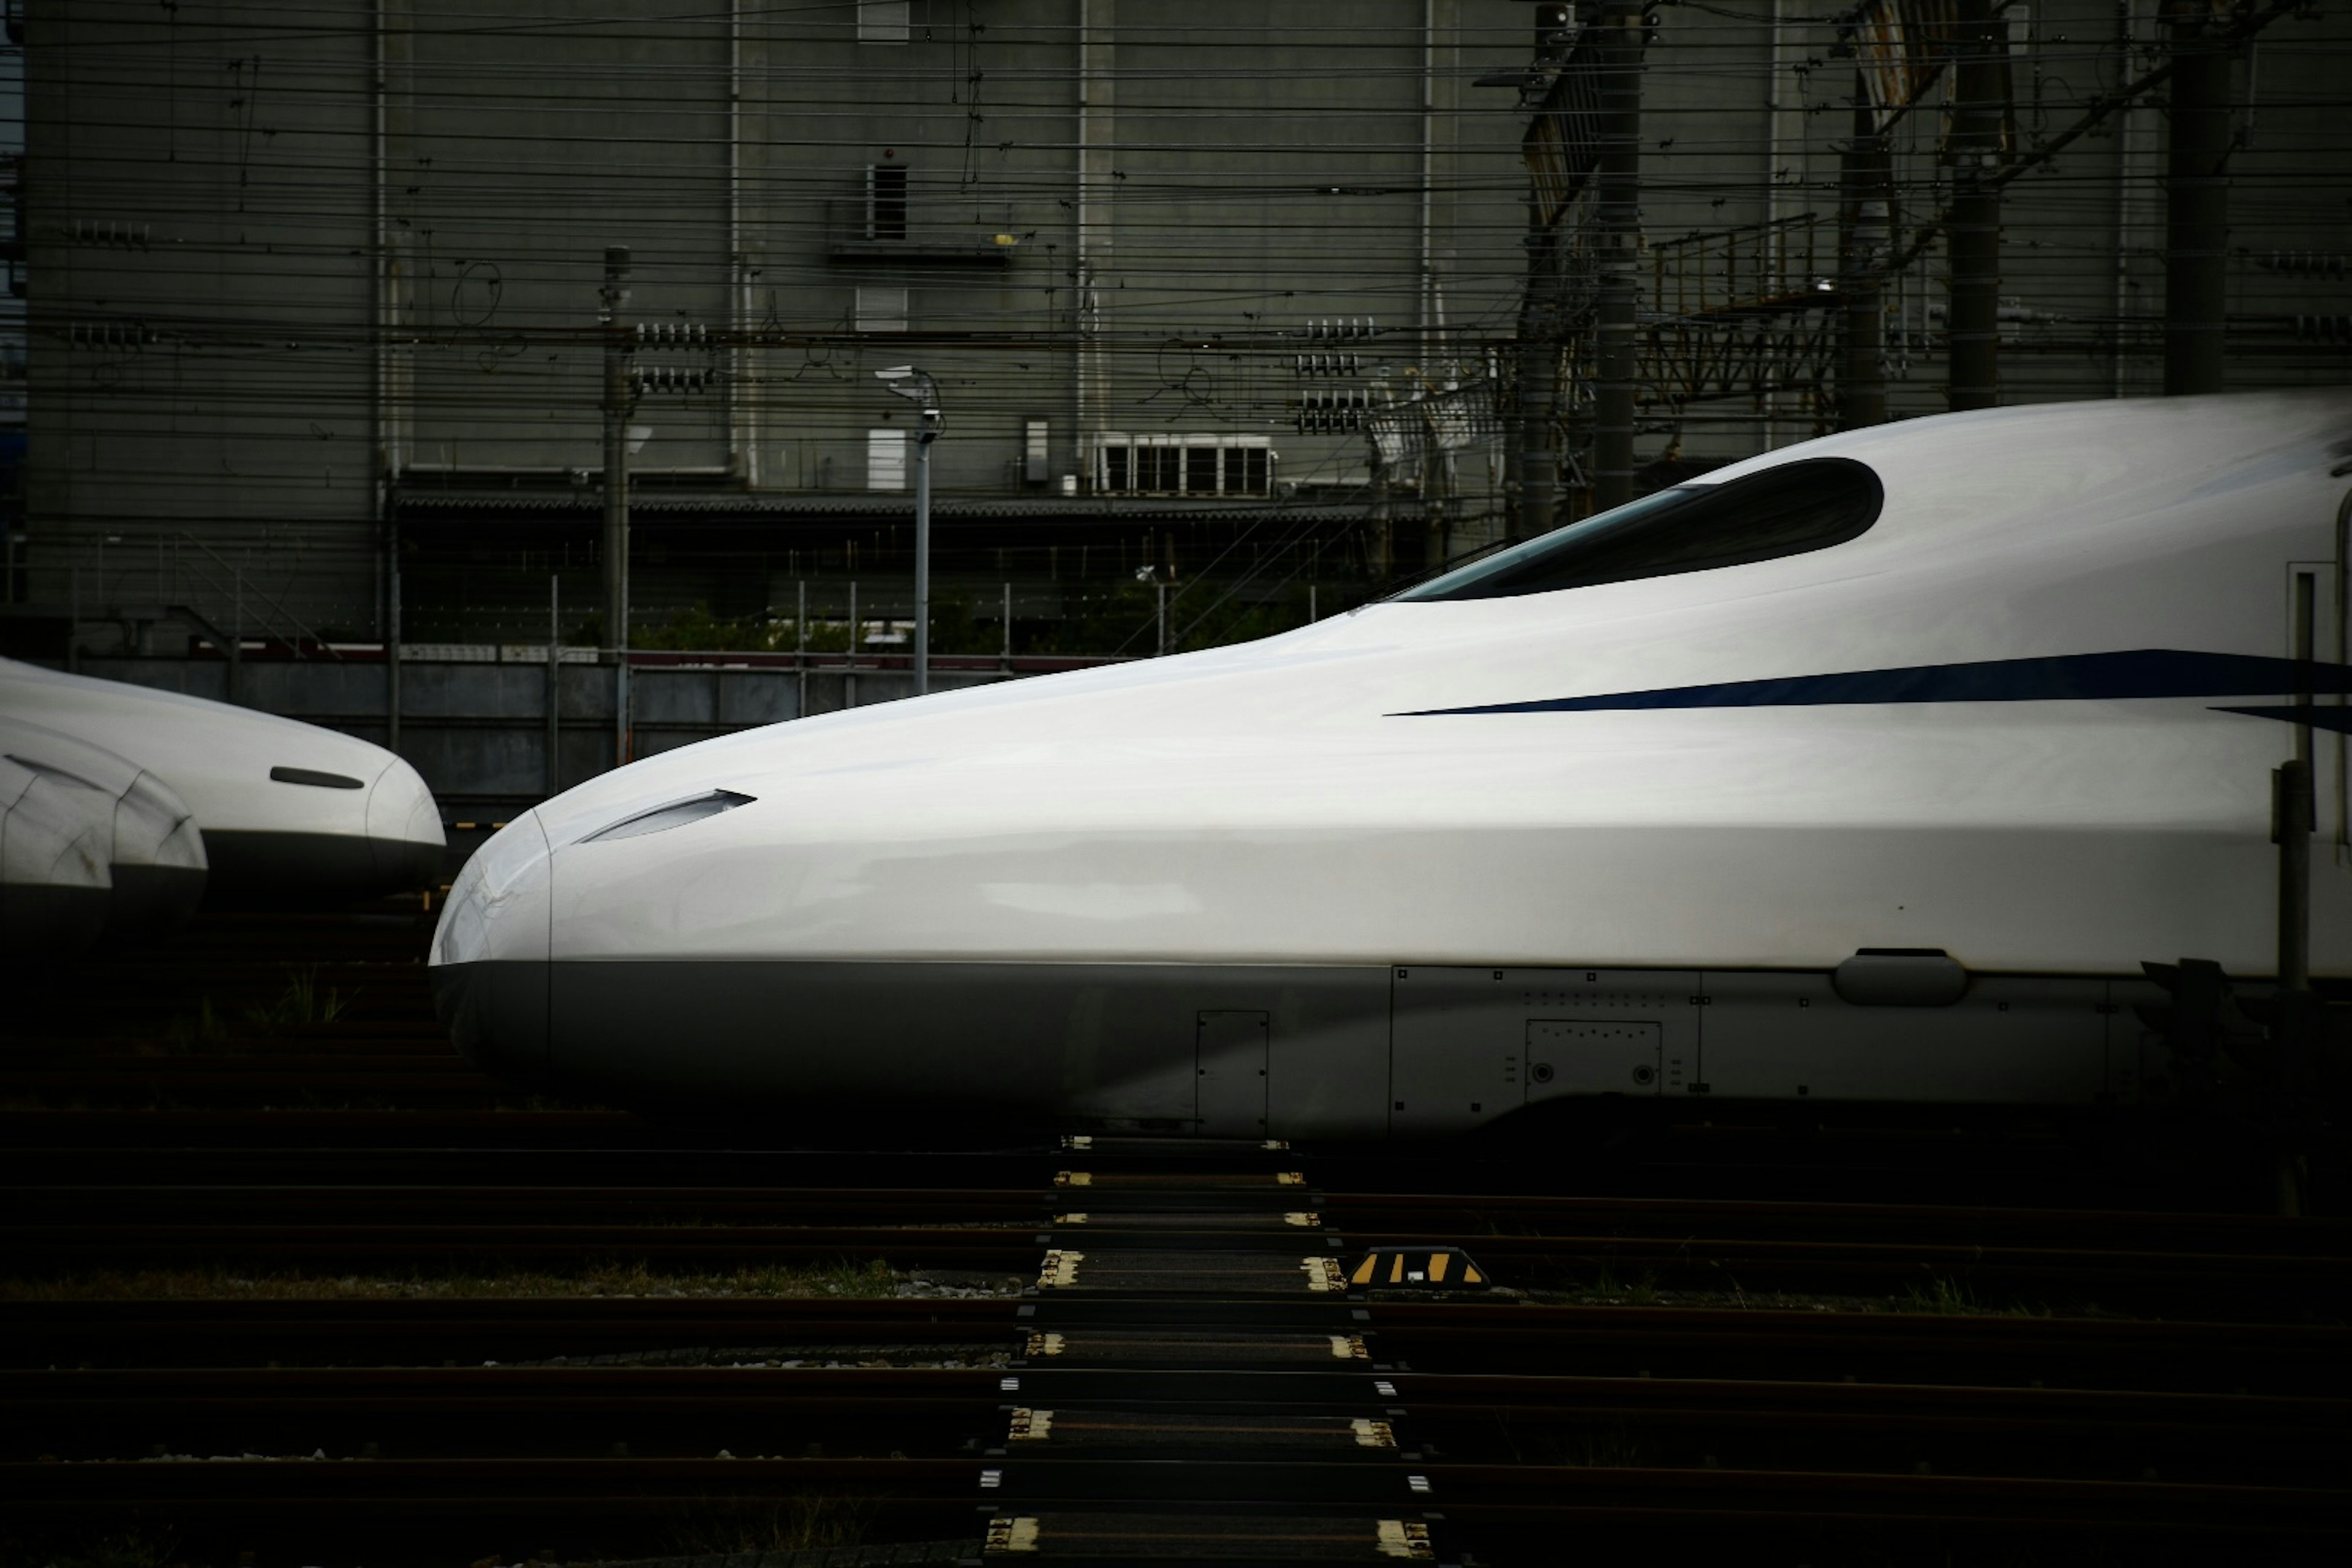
[1697, 970, 2114, 1102]
[1389, 964, 2152, 1132]
[1389, 967, 1697, 1136]
[1196, 1008, 1271, 1137]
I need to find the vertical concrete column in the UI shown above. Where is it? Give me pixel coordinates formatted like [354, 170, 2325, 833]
[1838, 76, 1892, 431]
[1945, 0, 2007, 413]
[1511, 2, 1572, 541]
[2162, 0, 2231, 395]
[1591, 1, 1643, 512]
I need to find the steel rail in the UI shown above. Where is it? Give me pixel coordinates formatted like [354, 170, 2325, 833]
[14, 1182, 2345, 1257]
[6, 1456, 2342, 1539]
[14, 1362, 2343, 1428]
[8, 1218, 2342, 1296]
[9, 1296, 2346, 1392]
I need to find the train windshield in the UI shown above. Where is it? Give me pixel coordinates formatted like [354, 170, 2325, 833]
[1393, 456, 1883, 601]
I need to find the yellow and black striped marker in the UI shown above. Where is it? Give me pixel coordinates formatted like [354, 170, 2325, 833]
[1348, 1246, 1490, 1289]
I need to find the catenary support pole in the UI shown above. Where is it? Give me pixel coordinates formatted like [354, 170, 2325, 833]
[2163, 0, 2231, 395]
[385, 515, 401, 752]
[913, 419, 932, 696]
[1839, 73, 1892, 429]
[600, 246, 633, 768]
[1945, 0, 2007, 412]
[1591, 0, 1642, 511]
[545, 576, 560, 798]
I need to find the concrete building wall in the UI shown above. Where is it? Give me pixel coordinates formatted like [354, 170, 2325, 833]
[15, 0, 2350, 657]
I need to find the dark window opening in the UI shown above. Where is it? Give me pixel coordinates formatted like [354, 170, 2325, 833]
[1104, 446, 1129, 491]
[869, 164, 908, 241]
[1395, 456, 1884, 602]
[1140, 447, 1180, 491]
[1185, 447, 1218, 494]
[1241, 448, 1268, 492]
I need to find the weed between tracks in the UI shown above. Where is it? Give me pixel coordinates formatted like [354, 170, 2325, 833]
[662, 1493, 878, 1556]
[2, 1526, 179, 1568]
[0, 1257, 908, 1302]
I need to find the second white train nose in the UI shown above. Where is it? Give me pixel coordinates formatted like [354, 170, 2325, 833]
[430, 812, 554, 1083]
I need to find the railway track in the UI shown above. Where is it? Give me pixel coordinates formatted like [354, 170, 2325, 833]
[15, 1295, 2347, 1393]
[13, 1140, 2351, 1562]
[10, 1172, 2347, 1316]
[10, 911, 2349, 1562]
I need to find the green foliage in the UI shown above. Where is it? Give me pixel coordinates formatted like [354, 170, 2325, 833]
[631, 601, 772, 652]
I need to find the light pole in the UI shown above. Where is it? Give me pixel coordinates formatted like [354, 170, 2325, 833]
[876, 366, 941, 696]
[1134, 564, 1167, 655]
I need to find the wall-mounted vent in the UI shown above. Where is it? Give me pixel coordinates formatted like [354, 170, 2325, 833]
[867, 164, 909, 240]
[868, 429, 908, 491]
[858, 1, 910, 45]
[856, 286, 908, 333]
[1024, 418, 1050, 484]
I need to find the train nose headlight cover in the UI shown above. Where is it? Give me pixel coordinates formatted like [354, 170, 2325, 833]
[434, 812, 552, 968]
[581, 789, 755, 845]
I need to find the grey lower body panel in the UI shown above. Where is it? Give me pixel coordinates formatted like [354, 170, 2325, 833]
[202, 830, 442, 907]
[104, 864, 208, 944]
[0, 884, 111, 960]
[435, 959, 1393, 1139]
[432, 958, 2157, 1140]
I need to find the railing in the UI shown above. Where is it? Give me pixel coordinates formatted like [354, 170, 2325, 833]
[821, 200, 1022, 266]
[56, 530, 349, 664]
[1650, 214, 1833, 320]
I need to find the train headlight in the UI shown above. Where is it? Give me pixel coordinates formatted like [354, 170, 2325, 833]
[433, 811, 553, 968]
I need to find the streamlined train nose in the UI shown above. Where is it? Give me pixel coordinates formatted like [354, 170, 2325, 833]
[0, 762, 114, 959]
[431, 811, 554, 1084]
[365, 755, 448, 890]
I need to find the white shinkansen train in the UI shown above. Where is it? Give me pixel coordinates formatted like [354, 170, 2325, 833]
[0, 659, 445, 908]
[434, 392, 2352, 1139]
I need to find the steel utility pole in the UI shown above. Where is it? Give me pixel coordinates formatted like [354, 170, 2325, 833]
[1945, 0, 2007, 413]
[600, 246, 635, 767]
[877, 366, 942, 695]
[1838, 71, 1893, 430]
[1591, 0, 1642, 513]
[2163, 0, 2231, 395]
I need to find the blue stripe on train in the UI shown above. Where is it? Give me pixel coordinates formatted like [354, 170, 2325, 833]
[1395, 649, 2352, 718]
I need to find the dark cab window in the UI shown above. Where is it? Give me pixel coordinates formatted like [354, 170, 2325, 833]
[1395, 457, 1883, 602]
